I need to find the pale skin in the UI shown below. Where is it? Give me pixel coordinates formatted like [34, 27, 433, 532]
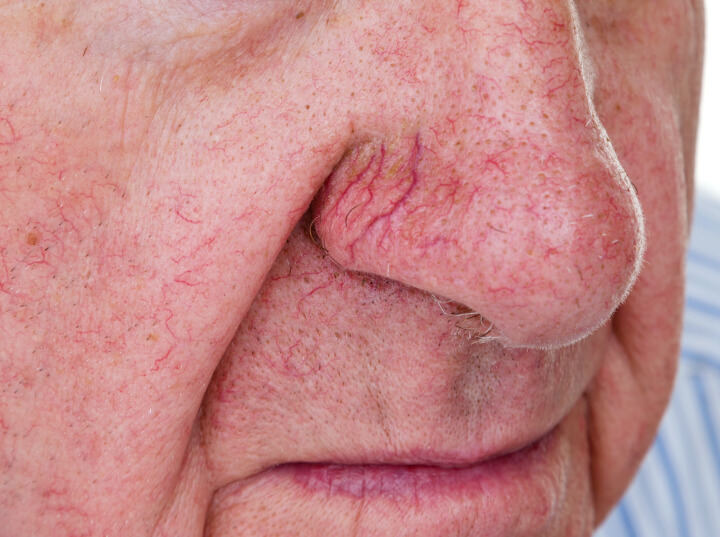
[0, 0, 704, 535]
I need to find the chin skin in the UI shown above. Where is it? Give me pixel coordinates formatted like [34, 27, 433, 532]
[0, 1, 703, 536]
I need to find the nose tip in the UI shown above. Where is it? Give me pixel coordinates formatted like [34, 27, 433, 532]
[313, 129, 644, 347]
[311, 0, 645, 348]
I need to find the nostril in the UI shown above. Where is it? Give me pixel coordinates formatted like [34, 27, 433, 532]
[431, 295, 498, 343]
[311, 135, 425, 268]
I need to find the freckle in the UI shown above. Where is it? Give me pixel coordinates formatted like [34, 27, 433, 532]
[296, 12, 305, 19]
[26, 231, 39, 245]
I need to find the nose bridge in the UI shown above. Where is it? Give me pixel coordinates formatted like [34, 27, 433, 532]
[435, 0, 600, 145]
[313, 0, 645, 348]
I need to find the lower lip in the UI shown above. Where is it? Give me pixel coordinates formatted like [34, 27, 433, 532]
[286, 428, 557, 503]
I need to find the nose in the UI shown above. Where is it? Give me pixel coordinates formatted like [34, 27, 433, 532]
[312, 0, 645, 348]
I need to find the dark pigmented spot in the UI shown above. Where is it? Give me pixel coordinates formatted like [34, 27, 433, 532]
[26, 232, 39, 246]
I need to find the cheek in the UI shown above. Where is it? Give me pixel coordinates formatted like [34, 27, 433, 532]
[573, 0, 702, 518]
[579, 0, 703, 157]
[581, 0, 699, 233]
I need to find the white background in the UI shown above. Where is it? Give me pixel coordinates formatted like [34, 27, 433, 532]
[697, 2, 720, 200]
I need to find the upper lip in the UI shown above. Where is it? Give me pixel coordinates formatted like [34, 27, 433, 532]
[296, 423, 558, 469]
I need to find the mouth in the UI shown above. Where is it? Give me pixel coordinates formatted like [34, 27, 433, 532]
[207, 406, 592, 536]
[278, 424, 559, 503]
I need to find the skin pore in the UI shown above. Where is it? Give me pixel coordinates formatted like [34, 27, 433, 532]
[0, 0, 703, 536]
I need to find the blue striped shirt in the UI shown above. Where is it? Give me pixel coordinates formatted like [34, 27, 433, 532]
[597, 193, 720, 537]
